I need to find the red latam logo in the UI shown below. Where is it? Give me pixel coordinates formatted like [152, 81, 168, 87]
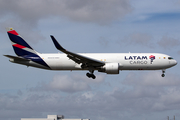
[149, 55, 155, 64]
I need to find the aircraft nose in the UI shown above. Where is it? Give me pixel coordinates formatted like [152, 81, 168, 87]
[169, 59, 177, 67]
[175, 60, 178, 65]
[173, 60, 178, 66]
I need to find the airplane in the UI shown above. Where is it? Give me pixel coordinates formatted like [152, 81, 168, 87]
[4, 28, 177, 79]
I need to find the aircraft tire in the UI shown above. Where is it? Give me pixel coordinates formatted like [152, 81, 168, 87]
[86, 73, 91, 78]
[161, 74, 165, 77]
[86, 73, 96, 79]
[92, 74, 96, 79]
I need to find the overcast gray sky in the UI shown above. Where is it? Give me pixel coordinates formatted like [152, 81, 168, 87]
[1, 0, 180, 120]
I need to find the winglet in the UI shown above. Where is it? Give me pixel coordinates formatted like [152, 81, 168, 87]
[50, 35, 66, 51]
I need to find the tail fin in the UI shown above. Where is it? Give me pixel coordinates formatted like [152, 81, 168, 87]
[6, 28, 38, 56]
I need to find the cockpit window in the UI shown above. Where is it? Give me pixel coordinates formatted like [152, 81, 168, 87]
[168, 57, 174, 60]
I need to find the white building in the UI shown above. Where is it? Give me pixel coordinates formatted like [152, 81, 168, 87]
[21, 115, 90, 120]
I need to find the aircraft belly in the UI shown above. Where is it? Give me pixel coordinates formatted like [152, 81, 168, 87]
[46, 58, 77, 70]
[28, 61, 50, 69]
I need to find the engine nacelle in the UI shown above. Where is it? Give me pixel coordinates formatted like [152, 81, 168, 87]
[99, 63, 119, 74]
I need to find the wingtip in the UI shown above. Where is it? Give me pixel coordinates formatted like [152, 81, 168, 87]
[3, 55, 8, 57]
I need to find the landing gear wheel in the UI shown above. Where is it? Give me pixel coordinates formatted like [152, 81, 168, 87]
[86, 72, 96, 79]
[86, 73, 91, 78]
[161, 74, 165, 77]
[92, 74, 96, 79]
[161, 69, 166, 77]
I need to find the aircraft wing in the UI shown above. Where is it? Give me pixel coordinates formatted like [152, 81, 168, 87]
[50, 35, 105, 67]
[4, 55, 30, 61]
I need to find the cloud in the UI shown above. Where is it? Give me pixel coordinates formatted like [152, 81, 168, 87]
[1, 70, 180, 120]
[0, 17, 45, 43]
[157, 36, 180, 49]
[119, 72, 180, 112]
[98, 37, 109, 47]
[49, 75, 90, 93]
[123, 72, 180, 86]
[29, 74, 105, 93]
[61, 0, 133, 24]
[120, 32, 155, 48]
[0, 0, 132, 43]
[178, 50, 180, 55]
[118, 33, 180, 50]
[0, 0, 132, 26]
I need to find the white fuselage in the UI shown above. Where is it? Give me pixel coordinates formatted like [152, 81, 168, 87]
[30, 53, 177, 71]
[6, 28, 177, 79]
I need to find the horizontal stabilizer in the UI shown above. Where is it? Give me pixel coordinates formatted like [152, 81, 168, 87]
[4, 55, 30, 61]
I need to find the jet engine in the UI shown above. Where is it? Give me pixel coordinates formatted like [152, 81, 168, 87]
[99, 63, 119, 74]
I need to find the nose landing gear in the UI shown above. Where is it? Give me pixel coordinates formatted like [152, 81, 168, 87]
[161, 69, 165, 77]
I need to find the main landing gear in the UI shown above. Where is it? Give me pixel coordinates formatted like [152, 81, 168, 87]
[86, 69, 96, 79]
[161, 69, 165, 77]
[86, 73, 96, 79]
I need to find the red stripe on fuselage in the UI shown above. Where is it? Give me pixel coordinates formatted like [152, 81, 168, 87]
[13, 44, 26, 49]
[8, 30, 19, 36]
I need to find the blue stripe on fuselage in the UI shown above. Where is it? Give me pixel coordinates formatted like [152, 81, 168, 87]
[23, 54, 50, 69]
